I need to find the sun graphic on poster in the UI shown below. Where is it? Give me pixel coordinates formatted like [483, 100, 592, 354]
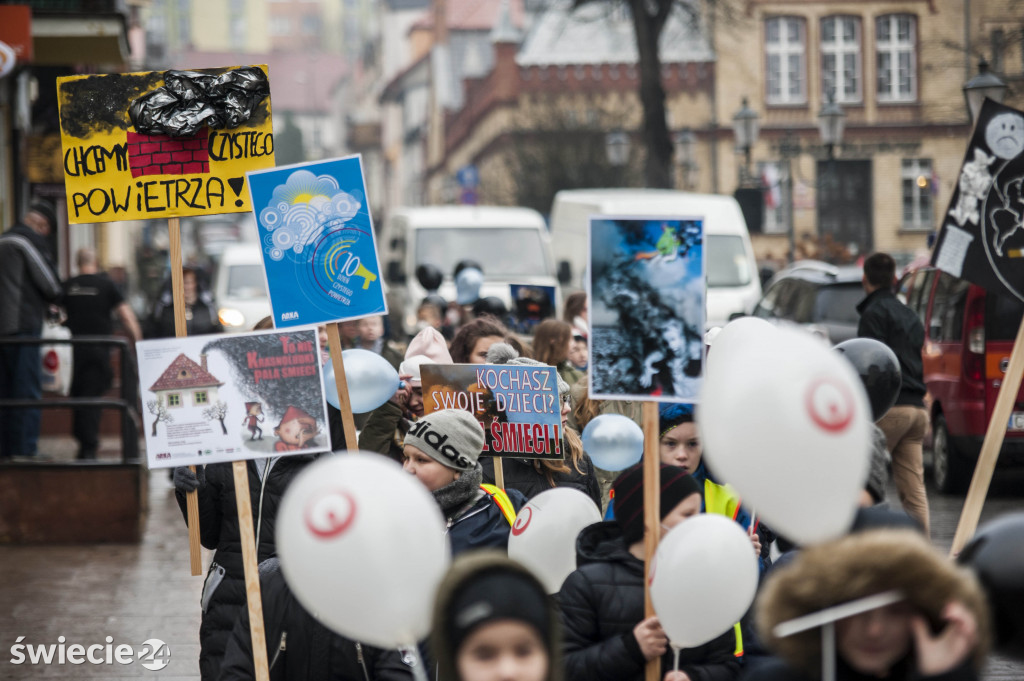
[258, 169, 363, 261]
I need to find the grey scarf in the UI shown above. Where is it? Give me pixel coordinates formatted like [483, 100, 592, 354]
[432, 465, 484, 515]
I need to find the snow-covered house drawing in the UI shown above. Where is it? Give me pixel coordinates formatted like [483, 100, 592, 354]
[149, 353, 224, 410]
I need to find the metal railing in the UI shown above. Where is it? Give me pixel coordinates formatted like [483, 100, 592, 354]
[0, 336, 140, 462]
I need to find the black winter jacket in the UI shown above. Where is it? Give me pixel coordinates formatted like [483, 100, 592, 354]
[219, 558, 416, 681]
[481, 455, 602, 509]
[447, 487, 529, 555]
[0, 223, 61, 336]
[856, 288, 926, 407]
[559, 522, 741, 681]
[176, 455, 317, 681]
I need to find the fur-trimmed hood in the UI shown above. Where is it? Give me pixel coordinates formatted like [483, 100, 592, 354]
[756, 529, 991, 678]
[431, 551, 563, 681]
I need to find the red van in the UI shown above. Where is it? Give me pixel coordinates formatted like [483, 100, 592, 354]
[899, 266, 1024, 493]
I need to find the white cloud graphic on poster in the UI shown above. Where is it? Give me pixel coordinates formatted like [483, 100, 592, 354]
[257, 170, 363, 261]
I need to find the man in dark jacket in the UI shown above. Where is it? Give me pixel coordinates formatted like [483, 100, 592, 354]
[0, 201, 62, 459]
[856, 253, 930, 536]
[173, 455, 317, 681]
[219, 557, 416, 681]
[559, 464, 742, 681]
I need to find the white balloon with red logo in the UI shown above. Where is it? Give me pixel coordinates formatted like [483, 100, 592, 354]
[698, 326, 871, 544]
[650, 514, 759, 648]
[276, 453, 450, 647]
[507, 488, 602, 593]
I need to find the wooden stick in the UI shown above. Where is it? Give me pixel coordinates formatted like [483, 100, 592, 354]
[169, 217, 203, 577]
[493, 457, 505, 489]
[233, 461, 270, 681]
[642, 401, 660, 681]
[950, 314, 1024, 556]
[326, 323, 358, 450]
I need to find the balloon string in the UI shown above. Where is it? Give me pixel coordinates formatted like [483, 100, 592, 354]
[672, 646, 681, 672]
[407, 645, 431, 681]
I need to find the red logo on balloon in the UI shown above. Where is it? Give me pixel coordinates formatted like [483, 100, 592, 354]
[304, 490, 358, 539]
[805, 377, 855, 433]
[511, 506, 533, 536]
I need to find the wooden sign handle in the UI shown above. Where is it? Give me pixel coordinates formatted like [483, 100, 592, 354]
[950, 313, 1024, 556]
[168, 217, 204, 577]
[493, 457, 505, 489]
[326, 323, 359, 450]
[642, 401, 661, 681]
[233, 461, 270, 681]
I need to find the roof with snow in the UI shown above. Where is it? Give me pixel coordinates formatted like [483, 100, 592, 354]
[149, 354, 223, 392]
[516, 0, 713, 66]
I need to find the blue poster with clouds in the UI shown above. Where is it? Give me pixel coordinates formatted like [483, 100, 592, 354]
[246, 155, 387, 327]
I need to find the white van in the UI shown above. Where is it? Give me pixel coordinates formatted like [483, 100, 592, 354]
[382, 205, 559, 336]
[212, 243, 272, 332]
[549, 189, 762, 328]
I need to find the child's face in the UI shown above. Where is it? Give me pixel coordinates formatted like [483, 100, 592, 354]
[659, 422, 701, 474]
[456, 620, 548, 681]
[836, 603, 915, 676]
[568, 339, 588, 368]
[659, 492, 702, 537]
[277, 419, 315, 446]
[359, 316, 385, 342]
[402, 445, 457, 491]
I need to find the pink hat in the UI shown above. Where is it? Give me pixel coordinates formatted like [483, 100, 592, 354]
[400, 327, 452, 386]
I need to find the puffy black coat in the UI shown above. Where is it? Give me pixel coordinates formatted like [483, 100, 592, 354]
[219, 558, 417, 681]
[447, 487, 529, 555]
[176, 455, 317, 681]
[481, 455, 602, 509]
[856, 288, 926, 407]
[558, 522, 741, 681]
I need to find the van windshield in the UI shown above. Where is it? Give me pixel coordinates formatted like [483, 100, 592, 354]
[415, 228, 551, 277]
[226, 264, 268, 298]
[706, 234, 752, 287]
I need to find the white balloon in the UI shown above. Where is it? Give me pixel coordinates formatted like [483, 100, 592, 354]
[507, 488, 602, 594]
[704, 316, 778, 381]
[341, 348, 401, 413]
[649, 514, 759, 648]
[276, 453, 450, 647]
[699, 327, 871, 544]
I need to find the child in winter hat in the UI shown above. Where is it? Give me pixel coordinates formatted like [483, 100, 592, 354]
[403, 408, 527, 554]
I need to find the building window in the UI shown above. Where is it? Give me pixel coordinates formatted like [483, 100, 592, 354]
[302, 14, 320, 35]
[759, 161, 790, 235]
[229, 0, 246, 49]
[902, 159, 934, 230]
[991, 29, 1005, 73]
[270, 16, 291, 36]
[194, 391, 208, 405]
[876, 14, 916, 102]
[821, 16, 861, 103]
[168, 393, 181, 408]
[765, 17, 807, 105]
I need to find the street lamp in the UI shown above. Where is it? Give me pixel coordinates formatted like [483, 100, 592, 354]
[674, 128, 697, 189]
[605, 130, 630, 167]
[732, 97, 760, 182]
[962, 58, 1008, 123]
[817, 93, 846, 159]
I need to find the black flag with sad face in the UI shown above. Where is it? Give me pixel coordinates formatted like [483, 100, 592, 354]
[932, 98, 1024, 301]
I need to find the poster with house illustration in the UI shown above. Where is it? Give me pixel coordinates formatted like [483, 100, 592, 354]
[136, 327, 329, 469]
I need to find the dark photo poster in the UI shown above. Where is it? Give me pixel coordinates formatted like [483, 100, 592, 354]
[932, 98, 1024, 301]
[588, 217, 706, 402]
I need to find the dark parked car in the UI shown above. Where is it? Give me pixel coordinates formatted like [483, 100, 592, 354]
[899, 266, 1024, 493]
[750, 261, 864, 345]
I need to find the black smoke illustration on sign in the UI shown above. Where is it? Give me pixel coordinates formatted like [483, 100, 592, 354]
[129, 67, 271, 138]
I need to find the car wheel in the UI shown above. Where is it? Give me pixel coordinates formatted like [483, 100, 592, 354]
[932, 413, 969, 494]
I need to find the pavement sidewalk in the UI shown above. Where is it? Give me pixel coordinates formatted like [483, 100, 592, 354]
[0, 466, 206, 679]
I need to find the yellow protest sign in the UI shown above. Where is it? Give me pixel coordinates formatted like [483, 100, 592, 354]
[57, 65, 275, 224]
